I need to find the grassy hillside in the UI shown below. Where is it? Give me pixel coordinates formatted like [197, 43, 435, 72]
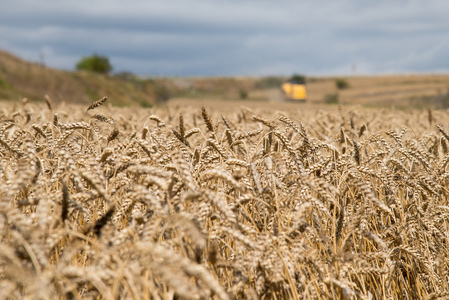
[1, 49, 449, 108]
[0, 50, 156, 106]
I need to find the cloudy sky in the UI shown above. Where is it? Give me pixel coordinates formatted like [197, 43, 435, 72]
[1, 0, 448, 76]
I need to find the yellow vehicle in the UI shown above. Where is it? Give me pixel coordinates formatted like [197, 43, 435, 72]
[281, 78, 307, 102]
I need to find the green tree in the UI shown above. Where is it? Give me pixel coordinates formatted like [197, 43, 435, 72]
[76, 54, 112, 74]
[153, 84, 171, 102]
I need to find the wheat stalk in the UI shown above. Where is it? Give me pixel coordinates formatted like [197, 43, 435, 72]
[87, 96, 108, 112]
[0, 101, 447, 299]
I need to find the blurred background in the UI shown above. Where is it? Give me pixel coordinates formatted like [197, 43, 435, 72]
[0, 0, 449, 107]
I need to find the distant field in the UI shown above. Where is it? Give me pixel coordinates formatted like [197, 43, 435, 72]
[199, 74, 449, 107]
[304, 74, 449, 107]
[165, 74, 449, 108]
[1, 99, 449, 299]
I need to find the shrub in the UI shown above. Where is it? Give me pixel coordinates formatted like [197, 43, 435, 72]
[0, 76, 10, 88]
[114, 71, 135, 81]
[239, 89, 248, 99]
[139, 99, 153, 108]
[153, 84, 171, 102]
[324, 93, 339, 104]
[76, 54, 113, 74]
[335, 78, 350, 90]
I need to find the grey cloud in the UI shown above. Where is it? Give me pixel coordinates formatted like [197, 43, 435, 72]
[1, 0, 448, 76]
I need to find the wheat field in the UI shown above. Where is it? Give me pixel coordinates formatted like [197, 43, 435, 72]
[1, 98, 449, 300]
